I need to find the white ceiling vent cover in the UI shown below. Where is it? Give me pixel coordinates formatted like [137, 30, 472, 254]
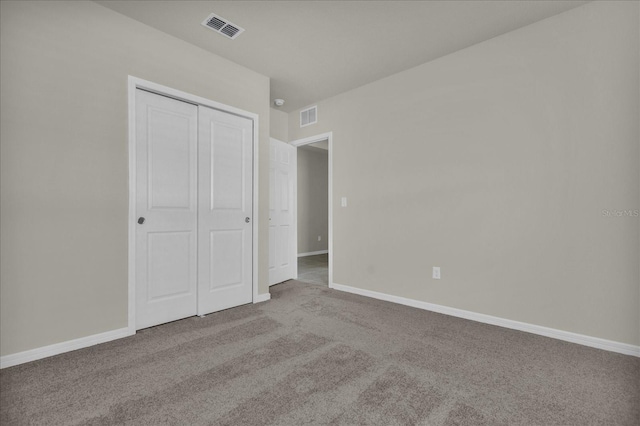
[300, 106, 317, 127]
[201, 13, 245, 40]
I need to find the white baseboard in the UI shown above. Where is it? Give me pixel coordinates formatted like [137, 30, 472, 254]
[0, 327, 135, 369]
[4, 285, 635, 369]
[3, 293, 272, 369]
[254, 293, 271, 303]
[329, 282, 640, 358]
[298, 250, 328, 258]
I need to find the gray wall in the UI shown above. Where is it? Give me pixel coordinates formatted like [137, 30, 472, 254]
[270, 108, 289, 142]
[0, 1, 271, 357]
[297, 147, 329, 254]
[289, 1, 640, 345]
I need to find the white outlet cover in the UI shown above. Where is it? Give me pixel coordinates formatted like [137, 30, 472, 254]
[432, 267, 441, 279]
[341, 197, 347, 207]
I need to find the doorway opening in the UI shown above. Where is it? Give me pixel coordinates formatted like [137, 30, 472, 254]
[291, 132, 333, 287]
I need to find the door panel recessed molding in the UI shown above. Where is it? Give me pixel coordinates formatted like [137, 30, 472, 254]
[209, 229, 244, 291]
[147, 231, 193, 301]
[147, 107, 194, 210]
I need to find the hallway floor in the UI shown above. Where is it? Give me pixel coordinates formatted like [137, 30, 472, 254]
[297, 254, 328, 286]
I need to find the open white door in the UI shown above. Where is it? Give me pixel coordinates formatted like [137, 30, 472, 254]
[197, 106, 254, 315]
[135, 90, 198, 329]
[269, 138, 297, 285]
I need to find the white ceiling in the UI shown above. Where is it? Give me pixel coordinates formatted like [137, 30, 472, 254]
[96, 0, 588, 112]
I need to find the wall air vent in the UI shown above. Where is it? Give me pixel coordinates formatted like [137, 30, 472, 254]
[201, 13, 245, 40]
[300, 106, 317, 127]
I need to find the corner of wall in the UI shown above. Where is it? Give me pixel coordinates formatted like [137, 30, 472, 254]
[269, 107, 289, 142]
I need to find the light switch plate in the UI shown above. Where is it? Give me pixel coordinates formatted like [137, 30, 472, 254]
[341, 197, 347, 207]
[432, 267, 441, 279]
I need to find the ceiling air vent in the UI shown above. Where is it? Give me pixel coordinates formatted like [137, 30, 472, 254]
[300, 106, 317, 127]
[201, 13, 245, 40]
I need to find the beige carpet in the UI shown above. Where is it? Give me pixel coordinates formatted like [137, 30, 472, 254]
[1, 280, 638, 425]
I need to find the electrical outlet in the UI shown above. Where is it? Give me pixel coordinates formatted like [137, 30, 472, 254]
[432, 267, 441, 280]
[341, 197, 347, 207]
[317, 236, 321, 241]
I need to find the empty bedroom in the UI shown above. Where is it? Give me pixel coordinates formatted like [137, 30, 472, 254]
[1, 1, 638, 425]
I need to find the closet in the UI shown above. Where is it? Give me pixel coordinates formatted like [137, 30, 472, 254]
[134, 89, 253, 329]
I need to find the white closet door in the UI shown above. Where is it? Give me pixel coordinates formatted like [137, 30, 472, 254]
[198, 106, 253, 315]
[269, 138, 296, 285]
[135, 90, 198, 330]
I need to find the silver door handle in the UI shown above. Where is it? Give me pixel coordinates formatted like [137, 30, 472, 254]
[245, 217, 251, 223]
[138, 217, 145, 225]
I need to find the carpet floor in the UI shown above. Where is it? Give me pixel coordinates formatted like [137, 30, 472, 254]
[1, 280, 638, 425]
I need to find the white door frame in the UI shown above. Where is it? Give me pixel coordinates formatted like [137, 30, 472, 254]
[127, 76, 260, 334]
[290, 132, 333, 287]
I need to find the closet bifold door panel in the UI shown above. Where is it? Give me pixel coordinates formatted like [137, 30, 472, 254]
[135, 90, 198, 330]
[197, 105, 253, 316]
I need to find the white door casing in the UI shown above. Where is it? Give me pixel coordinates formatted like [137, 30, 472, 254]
[135, 89, 198, 329]
[269, 138, 297, 285]
[198, 106, 254, 314]
[290, 132, 334, 287]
